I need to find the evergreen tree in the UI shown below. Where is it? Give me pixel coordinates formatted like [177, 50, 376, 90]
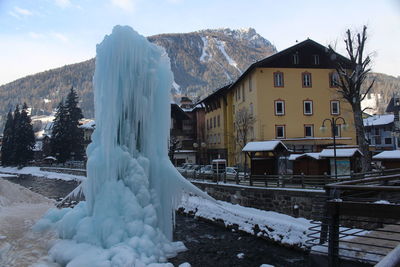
[11, 105, 21, 164]
[1, 111, 15, 166]
[51, 101, 69, 163]
[13, 103, 35, 165]
[51, 88, 84, 163]
[64, 87, 84, 161]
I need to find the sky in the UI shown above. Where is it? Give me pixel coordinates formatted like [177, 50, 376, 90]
[0, 0, 399, 86]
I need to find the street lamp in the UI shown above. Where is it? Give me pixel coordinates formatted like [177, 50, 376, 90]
[320, 117, 347, 179]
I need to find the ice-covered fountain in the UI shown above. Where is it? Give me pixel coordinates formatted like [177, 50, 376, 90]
[36, 25, 210, 266]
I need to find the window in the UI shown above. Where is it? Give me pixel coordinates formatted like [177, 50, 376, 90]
[233, 104, 235, 115]
[303, 100, 313, 115]
[249, 76, 252, 92]
[375, 136, 381, 145]
[385, 138, 392, 145]
[304, 125, 314, 137]
[209, 118, 212, 129]
[331, 101, 340, 115]
[293, 53, 299, 64]
[213, 116, 216, 128]
[274, 72, 284, 87]
[302, 72, 312, 87]
[375, 128, 380, 136]
[217, 115, 220, 127]
[274, 100, 285, 116]
[218, 134, 221, 144]
[206, 119, 209, 130]
[237, 87, 241, 100]
[276, 125, 285, 139]
[334, 124, 341, 137]
[330, 72, 339, 87]
[242, 84, 245, 101]
[249, 103, 254, 116]
[313, 55, 320, 65]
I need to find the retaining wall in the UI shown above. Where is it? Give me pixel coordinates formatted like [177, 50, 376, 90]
[192, 181, 325, 220]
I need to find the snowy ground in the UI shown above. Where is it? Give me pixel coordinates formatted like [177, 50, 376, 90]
[0, 179, 58, 267]
[179, 193, 313, 249]
[0, 167, 86, 182]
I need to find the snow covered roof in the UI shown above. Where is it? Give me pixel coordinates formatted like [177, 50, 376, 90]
[289, 153, 322, 161]
[174, 150, 196, 153]
[43, 156, 57, 161]
[242, 141, 287, 152]
[373, 150, 400, 160]
[79, 120, 95, 130]
[363, 114, 394, 127]
[33, 141, 43, 151]
[320, 148, 363, 158]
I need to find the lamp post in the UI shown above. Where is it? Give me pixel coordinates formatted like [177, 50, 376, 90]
[320, 117, 347, 179]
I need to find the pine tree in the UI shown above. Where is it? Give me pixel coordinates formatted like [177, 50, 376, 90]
[51, 101, 69, 163]
[64, 87, 84, 161]
[11, 105, 21, 164]
[13, 103, 35, 165]
[1, 111, 15, 166]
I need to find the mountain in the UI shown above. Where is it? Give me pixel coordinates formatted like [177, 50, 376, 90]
[0, 28, 276, 123]
[362, 73, 400, 114]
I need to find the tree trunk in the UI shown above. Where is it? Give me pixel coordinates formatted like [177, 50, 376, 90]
[352, 103, 371, 172]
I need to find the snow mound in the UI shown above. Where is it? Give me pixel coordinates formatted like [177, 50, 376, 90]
[0, 179, 56, 267]
[0, 179, 53, 207]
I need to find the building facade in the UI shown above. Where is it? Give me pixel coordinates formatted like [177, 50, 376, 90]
[202, 39, 357, 167]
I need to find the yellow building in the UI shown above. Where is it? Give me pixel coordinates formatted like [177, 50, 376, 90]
[201, 39, 357, 167]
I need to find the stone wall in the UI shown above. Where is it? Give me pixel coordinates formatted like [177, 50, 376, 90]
[192, 181, 326, 220]
[40, 167, 86, 177]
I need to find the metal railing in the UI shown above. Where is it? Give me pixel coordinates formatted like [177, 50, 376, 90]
[307, 174, 400, 266]
[181, 168, 400, 190]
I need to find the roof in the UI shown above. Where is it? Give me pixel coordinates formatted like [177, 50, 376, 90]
[199, 39, 352, 105]
[289, 153, 322, 161]
[320, 148, 363, 158]
[79, 120, 96, 129]
[373, 150, 400, 160]
[386, 97, 400, 113]
[242, 141, 288, 152]
[363, 114, 394, 127]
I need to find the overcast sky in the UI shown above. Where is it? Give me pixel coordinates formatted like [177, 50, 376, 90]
[0, 0, 399, 86]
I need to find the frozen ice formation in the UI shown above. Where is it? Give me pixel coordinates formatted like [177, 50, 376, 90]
[35, 25, 211, 266]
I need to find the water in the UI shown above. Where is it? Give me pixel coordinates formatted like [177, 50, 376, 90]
[3, 175, 309, 267]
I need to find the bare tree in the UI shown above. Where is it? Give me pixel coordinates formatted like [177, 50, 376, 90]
[234, 107, 256, 172]
[329, 25, 374, 171]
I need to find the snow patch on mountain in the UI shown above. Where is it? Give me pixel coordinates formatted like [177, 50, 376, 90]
[199, 36, 211, 62]
[215, 40, 241, 73]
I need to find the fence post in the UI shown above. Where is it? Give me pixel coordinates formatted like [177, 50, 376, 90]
[301, 173, 305, 188]
[328, 201, 340, 267]
[324, 172, 329, 186]
[235, 171, 239, 185]
[250, 174, 253, 186]
[223, 172, 227, 183]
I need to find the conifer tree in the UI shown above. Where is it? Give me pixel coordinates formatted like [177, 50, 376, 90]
[11, 105, 21, 164]
[1, 111, 15, 166]
[51, 101, 68, 162]
[51, 87, 84, 163]
[64, 87, 84, 160]
[14, 103, 35, 165]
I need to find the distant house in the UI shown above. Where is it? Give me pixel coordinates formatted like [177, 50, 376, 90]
[170, 97, 206, 166]
[363, 114, 398, 151]
[79, 120, 95, 151]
